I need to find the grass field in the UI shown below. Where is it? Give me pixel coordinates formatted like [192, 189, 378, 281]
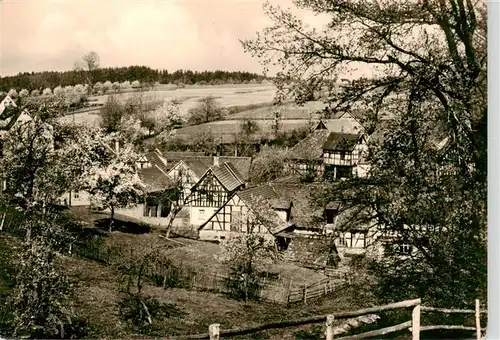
[60, 84, 277, 126]
[58, 84, 327, 128]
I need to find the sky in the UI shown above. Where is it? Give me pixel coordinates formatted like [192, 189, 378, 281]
[0, 0, 330, 77]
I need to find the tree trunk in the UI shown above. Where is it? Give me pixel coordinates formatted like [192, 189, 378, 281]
[109, 205, 115, 232]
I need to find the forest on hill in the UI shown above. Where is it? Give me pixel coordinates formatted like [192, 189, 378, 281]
[0, 66, 268, 92]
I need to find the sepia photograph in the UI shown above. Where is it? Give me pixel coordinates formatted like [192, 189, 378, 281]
[0, 0, 490, 339]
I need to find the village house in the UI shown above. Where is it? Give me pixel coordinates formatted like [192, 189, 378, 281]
[198, 183, 295, 246]
[0, 94, 33, 142]
[114, 149, 178, 226]
[186, 158, 247, 228]
[287, 119, 368, 181]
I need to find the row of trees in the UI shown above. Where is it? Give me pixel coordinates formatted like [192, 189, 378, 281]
[0, 66, 267, 92]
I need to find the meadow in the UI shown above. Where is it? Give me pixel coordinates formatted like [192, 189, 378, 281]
[61, 83, 277, 125]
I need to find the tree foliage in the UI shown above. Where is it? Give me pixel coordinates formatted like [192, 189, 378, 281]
[244, 0, 487, 308]
[219, 209, 281, 302]
[186, 96, 227, 125]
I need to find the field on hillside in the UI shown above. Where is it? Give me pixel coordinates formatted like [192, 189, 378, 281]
[59, 84, 329, 129]
[60, 84, 278, 126]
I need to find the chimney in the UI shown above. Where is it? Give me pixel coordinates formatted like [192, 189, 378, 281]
[213, 156, 219, 167]
[115, 140, 120, 154]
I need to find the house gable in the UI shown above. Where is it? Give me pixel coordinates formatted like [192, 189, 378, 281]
[188, 168, 231, 208]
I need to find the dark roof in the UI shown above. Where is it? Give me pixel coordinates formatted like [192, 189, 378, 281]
[137, 150, 173, 193]
[322, 132, 361, 151]
[237, 184, 292, 210]
[289, 130, 330, 160]
[146, 150, 168, 171]
[330, 110, 365, 122]
[184, 159, 211, 178]
[211, 162, 245, 192]
[138, 165, 173, 193]
[333, 206, 375, 232]
[235, 184, 293, 234]
[270, 182, 324, 230]
[219, 156, 252, 181]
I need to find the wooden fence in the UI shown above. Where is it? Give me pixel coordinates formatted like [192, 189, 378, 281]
[288, 277, 336, 304]
[178, 298, 487, 340]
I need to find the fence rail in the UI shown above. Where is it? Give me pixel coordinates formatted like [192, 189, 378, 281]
[179, 298, 486, 340]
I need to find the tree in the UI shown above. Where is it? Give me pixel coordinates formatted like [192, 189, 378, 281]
[248, 146, 290, 184]
[10, 210, 74, 339]
[84, 133, 145, 228]
[120, 81, 131, 91]
[0, 105, 89, 338]
[131, 80, 141, 89]
[42, 88, 52, 96]
[148, 99, 186, 134]
[218, 202, 281, 302]
[186, 96, 226, 125]
[93, 81, 103, 95]
[18, 89, 29, 98]
[74, 51, 100, 94]
[240, 119, 260, 137]
[243, 0, 487, 308]
[102, 81, 113, 94]
[100, 96, 125, 133]
[30, 89, 40, 97]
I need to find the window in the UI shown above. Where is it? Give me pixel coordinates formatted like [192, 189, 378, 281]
[340, 151, 346, 160]
[73, 191, 80, 199]
[399, 244, 412, 255]
[199, 209, 205, 220]
[231, 211, 242, 231]
[144, 198, 158, 217]
[338, 233, 352, 247]
[160, 204, 171, 217]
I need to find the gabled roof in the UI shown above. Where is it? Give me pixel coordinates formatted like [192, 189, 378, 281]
[312, 119, 360, 134]
[211, 162, 246, 192]
[137, 151, 173, 193]
[207, 184, 293, 234]
[184, 159, 211, 178]
[270, 182, 324, 231]
[138, 165, 173, 193]
[237, 184, 292, 211]
[289, 130, 330, 160]
[218, 156, 252, 181]
[322, 132, 362, 151]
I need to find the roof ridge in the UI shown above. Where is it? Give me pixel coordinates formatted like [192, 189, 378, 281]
[222, 161, 245, 186]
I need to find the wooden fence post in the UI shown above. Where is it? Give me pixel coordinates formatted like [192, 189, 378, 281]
[475, 299, 481, 340]
[412, 304, 421, 340]
[209, 323, 220, 340]
[325, 314, 335, 340]
[287, 279, 293, 304]
[303, 284, 308, 305]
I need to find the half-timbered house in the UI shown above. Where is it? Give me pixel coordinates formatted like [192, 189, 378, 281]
[198, 183, 294, 246]
[187, 160, 247, 227]
[322, 132, 367, 180]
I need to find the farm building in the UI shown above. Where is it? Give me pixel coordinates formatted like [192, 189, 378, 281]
[186, 160, 247, 228]
[287, 121, 368, 181]
[0, 95, 32, 137]
[198, 183, 295, 246]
